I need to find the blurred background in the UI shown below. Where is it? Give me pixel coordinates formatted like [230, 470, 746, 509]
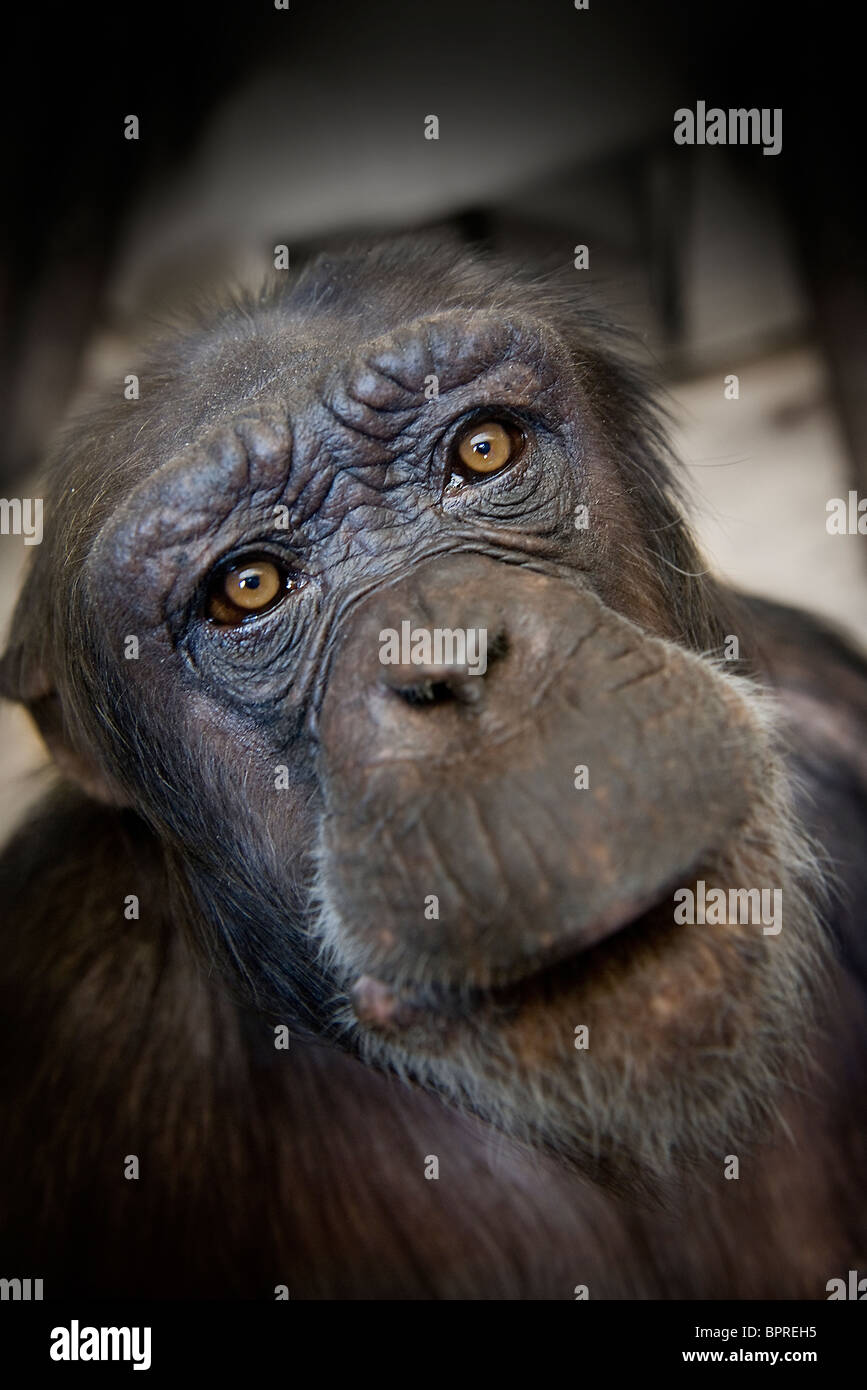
[1, 0, 865, 834]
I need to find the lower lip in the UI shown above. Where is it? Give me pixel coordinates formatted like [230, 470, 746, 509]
[347, 886, 687, 1034]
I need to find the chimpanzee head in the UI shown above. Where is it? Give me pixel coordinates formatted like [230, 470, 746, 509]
[1, 241, 825, 1187]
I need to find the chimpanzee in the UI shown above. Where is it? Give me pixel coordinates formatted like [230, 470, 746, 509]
[1, 240, 865, 1298]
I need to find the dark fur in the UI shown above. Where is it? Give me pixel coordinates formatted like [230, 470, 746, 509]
[1, 242, 865, 1298]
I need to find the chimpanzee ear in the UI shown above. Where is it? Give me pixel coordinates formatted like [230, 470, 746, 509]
[0, 631, 129, 807]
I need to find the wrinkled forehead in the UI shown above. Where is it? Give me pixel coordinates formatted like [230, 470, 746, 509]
[46, 289, 576, 579]
[185, 297, 571, 422]
[81, 305, 576, 562]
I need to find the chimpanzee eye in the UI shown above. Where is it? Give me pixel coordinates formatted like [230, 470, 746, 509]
[450, 418, 525, 484]
[206, 556, 301, 625]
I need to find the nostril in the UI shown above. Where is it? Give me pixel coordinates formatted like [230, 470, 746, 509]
[378, 624, 508, 708]
[392, 674, 483, 707]
[400, 679, 453, 706]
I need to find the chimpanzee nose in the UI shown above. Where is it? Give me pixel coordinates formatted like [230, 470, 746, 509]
[315, 554, 519, 748]
[379, 633, 507, 708]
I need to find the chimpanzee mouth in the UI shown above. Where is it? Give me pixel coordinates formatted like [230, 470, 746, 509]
[347, 877, 689, 1036]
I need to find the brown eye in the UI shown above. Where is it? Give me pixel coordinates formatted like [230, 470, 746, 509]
[453, 419, 522, 481]
[207, 558, 291, 624]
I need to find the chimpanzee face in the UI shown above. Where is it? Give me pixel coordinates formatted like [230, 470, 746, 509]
[8, 245, 824, 1185]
